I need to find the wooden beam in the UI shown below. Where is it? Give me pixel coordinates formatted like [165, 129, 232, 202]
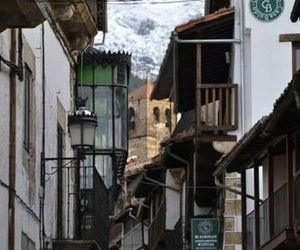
[279, 33, 300, 42]
[286, 134, 294, 227]
[268, 148, 274, 238]
[254, 161, 260, 248]
[241, 169, 247, 249]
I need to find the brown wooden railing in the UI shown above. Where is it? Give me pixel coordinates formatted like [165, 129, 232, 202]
[196, 84, 238, 133]
[246, 184, 288, 250]
[148, 201, 166, 250]
[294, 174, 300, 219]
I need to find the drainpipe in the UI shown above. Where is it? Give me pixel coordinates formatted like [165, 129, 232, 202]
[8, 28, 17, 250]
[165, 146, 190, 250]
[239, 0, 246, 135]
[40, 23, 46, 250]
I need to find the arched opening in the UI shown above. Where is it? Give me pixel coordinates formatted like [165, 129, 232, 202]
[128, 107, 135, 129]
[165, 108, 171, 128]
[153, 107, 160, 123]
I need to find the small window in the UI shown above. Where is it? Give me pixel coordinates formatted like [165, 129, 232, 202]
[293, 43, 300, 73]
[165, 108, 171, 128]
[153, 107, 160, 123]
[128, 107, 135, 130]
[23, 66, 32, 151]
[113, 65, 126, 85]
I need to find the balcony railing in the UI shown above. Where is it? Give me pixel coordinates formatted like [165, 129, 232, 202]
[123, 223, 144, 250]
[80, 168, 109, 250]
[53, 167, 108, 250]
[196, 84, 238, 133]
[246, 184, 288, 250]
[148, 201, 166, 250]
[294, 174, 300, 219]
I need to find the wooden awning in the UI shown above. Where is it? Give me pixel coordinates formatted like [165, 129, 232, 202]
[214, 70, 300, 175]
[151, 7, 235, 112]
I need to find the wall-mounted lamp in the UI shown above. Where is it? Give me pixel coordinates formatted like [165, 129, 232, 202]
[68, 106, 97, 150]
[42, 101, 97, 163]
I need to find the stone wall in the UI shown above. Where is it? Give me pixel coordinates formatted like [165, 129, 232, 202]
[128, 94, 176, 166]
[223, 173, 242, 250]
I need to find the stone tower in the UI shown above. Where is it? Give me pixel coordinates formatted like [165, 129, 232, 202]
[127, 76, 176, 167]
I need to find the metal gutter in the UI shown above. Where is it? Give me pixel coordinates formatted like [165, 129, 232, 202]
[174, 36, 241, 44]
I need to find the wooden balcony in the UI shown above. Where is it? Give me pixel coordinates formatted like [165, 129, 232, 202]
[48, 0, 107, 51]
[0, 0, 45, 32]
[148, 201, 166, 250]
[196, 84, 238, 134]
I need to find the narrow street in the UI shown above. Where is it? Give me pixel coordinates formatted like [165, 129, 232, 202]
[0, 1, 300, 250]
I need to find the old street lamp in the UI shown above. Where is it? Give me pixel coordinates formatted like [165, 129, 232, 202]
[41, 103, 97, 164]
[68, 106, 98, 149]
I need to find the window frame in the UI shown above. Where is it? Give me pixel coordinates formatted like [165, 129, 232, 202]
[153, 107, 160, 123]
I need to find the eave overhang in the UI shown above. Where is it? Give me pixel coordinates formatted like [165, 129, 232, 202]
[81, 47, 132, 68]
[0, 0, 45, 32]
[214, 70, 300, 175]
[151, 7, 235, 110]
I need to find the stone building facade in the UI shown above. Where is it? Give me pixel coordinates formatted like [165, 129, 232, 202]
[127, 77, 176, 167]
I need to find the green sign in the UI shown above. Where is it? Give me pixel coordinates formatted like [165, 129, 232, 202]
[250, 0, 284, 22]
[191, 218, 220, 250]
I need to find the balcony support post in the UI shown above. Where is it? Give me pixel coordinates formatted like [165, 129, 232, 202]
[254, 161, 260, 248]
[196, 43, 202, 135]
[286, 134, 294, 228]
[268, 148, 274, 237]
[241, 169, 247, 249]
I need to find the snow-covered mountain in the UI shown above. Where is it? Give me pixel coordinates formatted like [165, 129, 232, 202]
[95, 0, 204, 78]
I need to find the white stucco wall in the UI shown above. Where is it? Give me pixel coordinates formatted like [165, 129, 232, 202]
[0, 21, 74, 250]
[165, 170, 180, 230]
[243, 0, 300, 127]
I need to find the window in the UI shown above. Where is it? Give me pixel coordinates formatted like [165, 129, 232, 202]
[23, 66, 32, 150]
[153, 107, 160, 123]
[21, 233, 35, 250]
[128, 107, 135, 129]
[293, 43, 300, 73]
[165, 108, 171, 128]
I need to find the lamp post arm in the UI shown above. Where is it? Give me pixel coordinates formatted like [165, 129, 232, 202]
[42, 156, 85, 162]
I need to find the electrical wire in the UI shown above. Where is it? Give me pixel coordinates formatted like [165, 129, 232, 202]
[0, 177, 40, 223]
[107, 0, 204, 4]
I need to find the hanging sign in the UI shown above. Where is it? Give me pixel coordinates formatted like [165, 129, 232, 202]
[250, 0, 284, 22]
[191, 218, 220, 250]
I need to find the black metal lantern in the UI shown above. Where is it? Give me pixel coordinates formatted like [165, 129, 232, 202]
[68, 106, 98, 149]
